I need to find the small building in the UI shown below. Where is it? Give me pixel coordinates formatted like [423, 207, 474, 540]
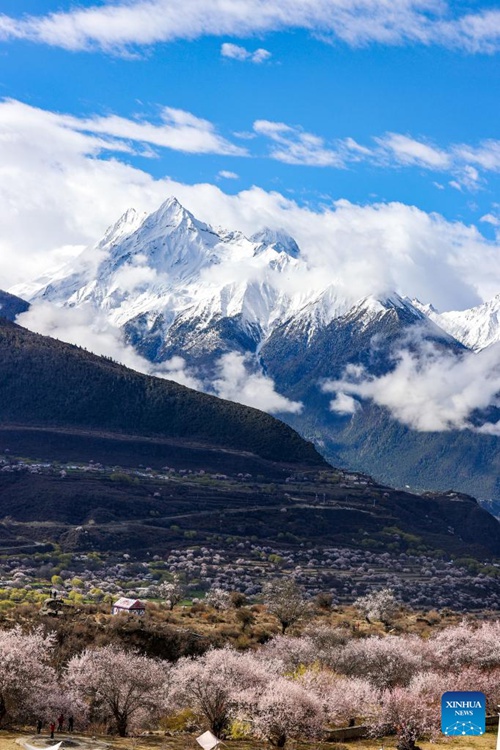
[112, 597, 146, 616]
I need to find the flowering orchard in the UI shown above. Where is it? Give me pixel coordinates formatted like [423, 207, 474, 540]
[2, 621, 500, 748]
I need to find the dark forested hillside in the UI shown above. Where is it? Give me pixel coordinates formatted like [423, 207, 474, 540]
[0, 318, 324, 466]
[0, 290, 29, 321]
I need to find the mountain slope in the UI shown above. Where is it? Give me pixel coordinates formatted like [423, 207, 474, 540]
[261, 292, 463, 393]
[0, 290, 29, 321]
[1, 456, 500, 560]
[0, 318, 324, 466]
[259, 293, 500, 499]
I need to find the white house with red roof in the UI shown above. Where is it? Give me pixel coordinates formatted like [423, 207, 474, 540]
[112, 597, 146, 616]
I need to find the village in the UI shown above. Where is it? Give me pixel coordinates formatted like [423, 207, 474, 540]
[0, 533, 498, 615]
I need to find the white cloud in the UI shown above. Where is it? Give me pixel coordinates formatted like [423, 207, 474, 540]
[218, 170, 240, 180]
[4, 97, 500, 312]
[56, 103, 500, 188]
[253, 120, 345, 167]
[343, 137, 373, 158]
[153, 355, 203, 389]
[452, 165, 481, 192]
[329, 391, 360, 415]
[481, 213, 500, 228]
[60, 105, 246, 156]
[2, 1, 500, 54]
[251, 120, 500, 188]
[438, 9, 500, 55]
[16, 95, 486, 194]
[453, 140, 500, 171]
[17, 302, 151, 372]
[221, 42, 271, 63]
[252, 48, 272, 63]
[212, 352, 303, 414]
[376, 133, 451, 169]
[221, 43, 250, 61]
[111, 262, 158, 292]
[323, 340, 500, 435]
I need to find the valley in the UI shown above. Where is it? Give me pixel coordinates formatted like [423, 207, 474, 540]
[1, 438, 500, 612]
[0, 305, 499, 612]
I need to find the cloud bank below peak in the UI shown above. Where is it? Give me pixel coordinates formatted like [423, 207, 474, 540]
[324, 339, 500, 436]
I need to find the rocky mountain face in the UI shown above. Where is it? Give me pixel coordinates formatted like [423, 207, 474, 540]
[11, 197, 500, 501]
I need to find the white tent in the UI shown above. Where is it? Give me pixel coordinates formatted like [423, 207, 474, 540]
[196, 731, 221, 750]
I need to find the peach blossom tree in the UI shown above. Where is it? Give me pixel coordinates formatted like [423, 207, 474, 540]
[67, 645, 170, 736]
[0, 626, 58, 727]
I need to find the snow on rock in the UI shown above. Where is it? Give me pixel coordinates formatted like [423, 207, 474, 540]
[10, 196, 455, 362]
[430, 294, 500, 352]
[410, 298, 439, 317]
[11, 197, 320, 340]
[250, 227, 301, 259]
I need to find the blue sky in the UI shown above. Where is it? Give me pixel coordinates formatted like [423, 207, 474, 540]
[2, 0, 500, 301]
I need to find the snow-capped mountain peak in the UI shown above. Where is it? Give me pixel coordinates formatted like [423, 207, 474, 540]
[102, 196, 224, 274]
[350, 292, 425, 321]
[14, 198, 316, 338]
[11, 196, 470, 371]
[144, 196, 216, 237]
[429, 293, 500, 351]
[409, 297, 439, 317]
[101, 207, 146, 248]
[250, 227, 301, 259]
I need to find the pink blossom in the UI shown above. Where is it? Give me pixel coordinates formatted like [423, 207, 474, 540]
[369, 686, 440, 750]
[67, 645, 170, 736]
[336, 635, 429, 689]
[251, 676, 324, 747]
[0, 626, 58, 726]
[172, 647, 274, 736]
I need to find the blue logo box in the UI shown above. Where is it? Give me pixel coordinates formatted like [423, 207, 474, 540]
[441, 691, 486, 736]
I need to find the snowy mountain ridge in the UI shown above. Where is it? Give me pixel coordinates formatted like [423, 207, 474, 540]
[14, 195, 500, 363]
[13, 196, 407, 348]
[12, 193, 500, 373]
[425, 295, 500, 352]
